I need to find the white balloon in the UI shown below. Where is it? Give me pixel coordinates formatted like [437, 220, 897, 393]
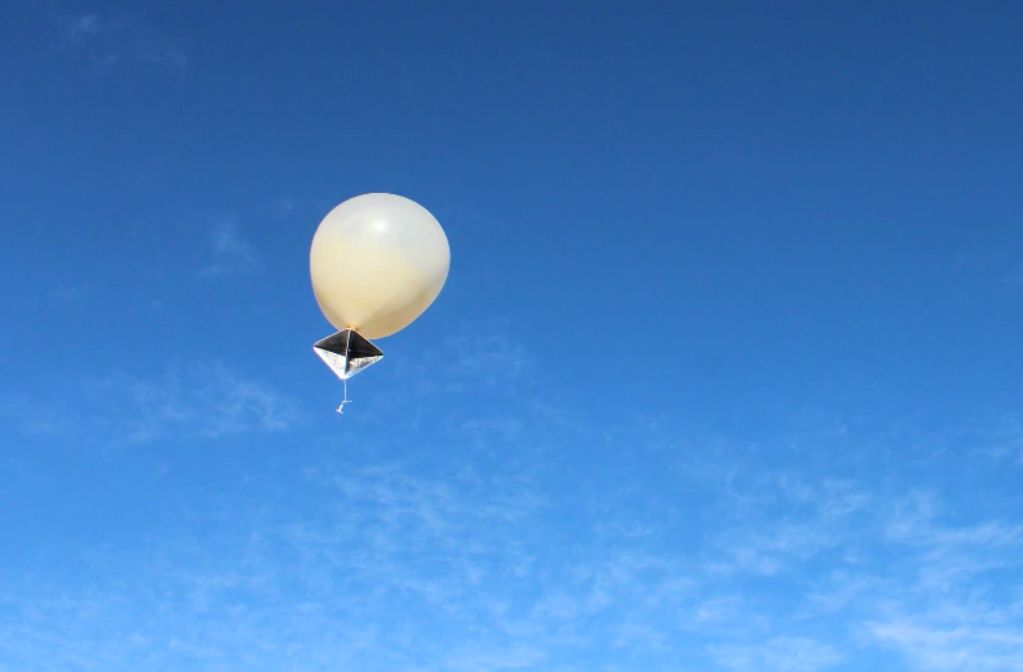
[310, 193, 450, 339]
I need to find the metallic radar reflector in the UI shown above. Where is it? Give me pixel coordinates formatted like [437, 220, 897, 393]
[313, 329, 384, 381]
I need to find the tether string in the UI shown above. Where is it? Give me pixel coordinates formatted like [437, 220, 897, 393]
[337, 377, 351, 414]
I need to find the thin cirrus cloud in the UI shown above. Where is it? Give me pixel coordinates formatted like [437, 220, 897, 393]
[707, 637, 843, 672]
[196, 220, 261, 280]
[4, 416, 1023, 669]
[3, 322, 1023, 670]
[100, 362, 296, 441]
[8, 360, 297, 444]
[868, 618, 1023, 672]
[56, 10, 187, 69]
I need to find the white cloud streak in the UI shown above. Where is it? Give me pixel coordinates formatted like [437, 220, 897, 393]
[709, 637, 842, 672]
[7, 361, 296, 444]
[4, 323, 1023, 670]
[197, 220, 260, 279]
[57, 10, 187, 69]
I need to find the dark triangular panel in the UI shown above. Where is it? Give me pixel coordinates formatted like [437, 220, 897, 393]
[313, 330, 352, 356]
[313, 329, 383, 380]
[347, 329, 383, 359]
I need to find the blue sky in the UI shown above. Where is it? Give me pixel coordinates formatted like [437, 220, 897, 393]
[2, 1, 1023, 670]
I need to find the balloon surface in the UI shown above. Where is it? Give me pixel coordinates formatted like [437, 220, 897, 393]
[310, 193, 450, 339]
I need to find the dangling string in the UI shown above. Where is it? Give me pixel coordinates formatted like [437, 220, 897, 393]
[337, 377, 351, 414]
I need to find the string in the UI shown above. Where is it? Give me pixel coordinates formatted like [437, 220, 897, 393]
[337, 377, 351, 414]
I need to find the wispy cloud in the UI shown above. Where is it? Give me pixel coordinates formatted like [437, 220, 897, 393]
[855, 488, 1023, 671]
[64, 13, 117, 40]
[868, 617, 1023, 672]
[56, 10, 187, 69]
[705, 476, 872, 576]
[52, 281, 98, 303]
[709, 636, 843, 672]
[415, 322, 534, 394]
[197, 220, 260, 279]
[9, 361, 296, 443]
[103, 362, 295, 441]
[5, 319, 1023, 670]
[443, 645, 547, 671]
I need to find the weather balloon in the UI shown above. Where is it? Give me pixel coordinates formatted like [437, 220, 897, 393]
[310, 193, 450, 412]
